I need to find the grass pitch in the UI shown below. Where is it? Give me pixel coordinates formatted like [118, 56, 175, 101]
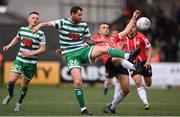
[0, 83, 180, 116]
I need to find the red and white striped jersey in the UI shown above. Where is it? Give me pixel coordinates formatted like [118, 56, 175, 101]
[115, 32, 151, 62]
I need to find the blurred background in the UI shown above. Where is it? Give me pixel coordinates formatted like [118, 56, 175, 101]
[1, 0, 180, 116]
[0, 0, 180, 87]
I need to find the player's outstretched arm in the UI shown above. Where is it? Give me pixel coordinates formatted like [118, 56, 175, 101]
[32, 21, 54, 33]
[120, 10, 141, 38]
[144, 47, 153, 69]
[83, 37, 103, 47]
[3, 36, 20, 52]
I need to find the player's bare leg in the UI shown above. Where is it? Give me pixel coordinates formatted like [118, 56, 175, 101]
[14, 78, 30, 111]
[133, 75, 150, 110]
[2, 72, 20, 105]
[70, 68, 92, 115]
[144, 76, 152, 87]
[104, 75, 129, 114]
[103, 78, 112, 95]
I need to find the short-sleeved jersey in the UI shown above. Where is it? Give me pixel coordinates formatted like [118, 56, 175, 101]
[91, 34, 117, 64]
[52, 18, 91, 55]
[16, 26, 46, 64]
[115, 32, 151, 61]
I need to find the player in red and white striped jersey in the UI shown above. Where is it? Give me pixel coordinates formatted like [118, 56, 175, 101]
[92, 21, 142, 114]
[115, 23, 153, 110]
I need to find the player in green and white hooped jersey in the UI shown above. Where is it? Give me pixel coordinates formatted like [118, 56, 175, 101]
[2, 11, 46, 112]
[33, 6, 140, 115]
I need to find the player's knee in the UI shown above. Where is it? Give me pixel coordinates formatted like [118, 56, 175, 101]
[8, 80, 15, 85]
[145, 80, 152, 87]
[144, 77, 152, 87]
[21, 86, 28, 91]
[99, 46, 109, 53]
[134, 78, 142, 87]
[74, 80, 82, 87]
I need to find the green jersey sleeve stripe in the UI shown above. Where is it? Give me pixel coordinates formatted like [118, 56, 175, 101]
[60, 37, 83, 42]
[20, 34, 41, 41]
[20, 46, 39, 50]
[61, 46, 82, 51]
[17, 55, 38, 60]
[61, 27, 85, 34]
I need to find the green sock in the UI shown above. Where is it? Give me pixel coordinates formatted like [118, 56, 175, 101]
[107, 48, 125, 58]
[74, 88, 85, 108]
[7, 83, 14, 97]
[18, 88, 27, 103]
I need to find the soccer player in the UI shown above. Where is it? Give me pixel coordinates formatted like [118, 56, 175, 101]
[32, 6, 141, 115]
[115, 22, 153, 110]
[2, 11, 46, 111]
[92, 23, 141, 114]
[91, 23, 140, 96]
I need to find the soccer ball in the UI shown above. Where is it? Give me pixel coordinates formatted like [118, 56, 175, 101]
[136, 17, 151, 30]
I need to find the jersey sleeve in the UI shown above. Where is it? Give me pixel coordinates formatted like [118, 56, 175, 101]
[91, 34, 98, 40]
[142, 36, 151, 48]
[16, 27, 22, 37]
[39, 32, 46, 45]
[83, 24, 91, 38]
[52, 19, 62, 29]
[113, 32, 123, 43]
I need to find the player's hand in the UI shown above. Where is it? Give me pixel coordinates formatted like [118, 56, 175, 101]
[32, 24, 41, 33]
[133, 10, 141, 20]
[144, 61, 151, 69]
[21, 51, 33, 58]
[3, 45, 11, 52]
[96, 38, 104, 43]
[55, 49, 62, 56]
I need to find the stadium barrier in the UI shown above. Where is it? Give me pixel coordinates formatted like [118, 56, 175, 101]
[61, 63, 180, 88]
[4, 61, 180, 88]
[4, 61, 60, 85]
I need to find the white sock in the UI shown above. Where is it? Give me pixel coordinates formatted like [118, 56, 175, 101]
[121, 59, 135, 70]
[111, 91, 125, 110]
[113, 80, 121, 98]
[137, 87, 148, 104]
[124, 53, 130, 60]
[81, 107, 87, 112]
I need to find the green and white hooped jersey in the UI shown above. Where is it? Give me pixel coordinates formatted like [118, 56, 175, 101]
[52, 18, 91, 54]
[16, 26, 46, 64]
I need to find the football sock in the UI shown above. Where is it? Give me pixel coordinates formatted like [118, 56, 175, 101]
[137, 87, 148, 104]
[107, 48, 125, 58]
[18, 88, 28, 103]
[114, 81, 121, 98]
[7, 83, 14, 97]
[74, 88, 85, 108]
[121, 59, 136, 70]
[111, 91, 125, 110]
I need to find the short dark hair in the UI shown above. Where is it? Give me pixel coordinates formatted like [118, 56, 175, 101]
[70, 6, 83, 14]
[98, 22, 109, 28]
[29, 11, 39, 16]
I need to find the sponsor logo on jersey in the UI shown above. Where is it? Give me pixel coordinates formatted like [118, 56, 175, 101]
[68, 33, 80, 40]
[22, 38, 33, 48]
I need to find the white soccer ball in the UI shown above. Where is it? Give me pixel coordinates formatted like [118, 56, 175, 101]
[136, 17, 151, 30]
